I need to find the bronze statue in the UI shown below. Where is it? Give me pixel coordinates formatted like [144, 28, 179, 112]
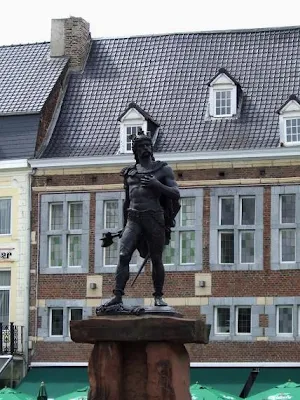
[104, 129, 180, 307]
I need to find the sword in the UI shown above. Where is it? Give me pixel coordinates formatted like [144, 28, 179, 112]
[131, 252, 150, 286]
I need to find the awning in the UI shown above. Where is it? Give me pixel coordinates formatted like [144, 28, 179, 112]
[190, 367, 252, 396]
[247, 367, 300, 396]
[17, 367, 88, 399]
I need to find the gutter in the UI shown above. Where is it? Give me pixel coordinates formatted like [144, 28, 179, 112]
[0, 159, 29, 170]
[30, 361, 300, 368]
[29, 146, 300, 169]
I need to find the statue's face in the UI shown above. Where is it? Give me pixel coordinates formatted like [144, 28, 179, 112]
[135, 139, 152, 160]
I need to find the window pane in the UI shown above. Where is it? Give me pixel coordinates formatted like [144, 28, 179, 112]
[220, 198, 234, 225]
[104, 201, 119, 229]
[241, 197, 255, 225]
[70, 308, 82, 321]
[104, 241, 118, 266]
[237, 307, 251, 334]
[50, 203, 63, 230]
[163, 232, 175, 264]
[281, 229, 295, 262]
[241, 231, 254, 263]
[180, 231, 195, 264]
[215, 90, 231, 115]
[68, 235, 82, 266]
[51, 309, 63, 336]
[0, 199, 11, 234]
[0, 271, 11, 286]
[49, 236, 63, 267]
[180, 198, 195, 226]
[286, 118, 300, 143]
[220, 231, 234, 263]
[0, 290, 10, 326]
[281, 194, 295, 223]
[216, 307, 230, 334]
[278, 307, 293, 334]
[126, 126, 142, 151]
[69, 203, 83, 230]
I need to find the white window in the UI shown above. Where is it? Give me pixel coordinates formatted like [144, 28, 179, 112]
[279, 194, 296, 263]
[49, 307, 83, 337]
[68, 308, 83, 336]
[278, 97, 300, 146]
[118, 107, 147, 153]
[163, 196, 197, 266]
[49, 308, 63, 337]
[0, 271, 10, 326]
[218, 196, 255, 264]
[0, 199, 11, 235]
[208, 71, 237, 118]
[214, 90, 232, 116]
[101, 198, 137, 267]
[236, 307, 251, 335]
[276, 306, 293, 335]
[215, 307, 230, 334]
[285, 118, 300, 144]
[48, 202, 83, 268]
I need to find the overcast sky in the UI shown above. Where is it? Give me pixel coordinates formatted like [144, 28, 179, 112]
[1, 0, 300, 46]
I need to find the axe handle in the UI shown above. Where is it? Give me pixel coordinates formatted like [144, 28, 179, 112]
[131, 253, 150, 287]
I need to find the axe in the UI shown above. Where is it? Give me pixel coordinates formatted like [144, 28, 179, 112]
[100, 230, 123, 247]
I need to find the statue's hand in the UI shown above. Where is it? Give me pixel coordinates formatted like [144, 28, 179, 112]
[140, 174, 160, 189]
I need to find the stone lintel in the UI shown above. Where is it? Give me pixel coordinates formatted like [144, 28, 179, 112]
[70, 316, 209, 344]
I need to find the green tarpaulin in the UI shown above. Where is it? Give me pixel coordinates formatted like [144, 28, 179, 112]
[17, 368, 88, 399]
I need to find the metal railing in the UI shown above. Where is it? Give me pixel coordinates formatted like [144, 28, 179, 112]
[0, 323, 24, 355]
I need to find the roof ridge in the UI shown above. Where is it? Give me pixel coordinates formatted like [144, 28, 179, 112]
[0, 41, 49, 49]
[92, 24, 300, 41]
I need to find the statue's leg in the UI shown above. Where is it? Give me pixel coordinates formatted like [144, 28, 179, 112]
[114, 220, 141, 298]
[144, 212, 167, 306]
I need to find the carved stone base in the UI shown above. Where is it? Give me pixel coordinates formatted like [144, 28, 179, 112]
[70, 316, 210, 400]
[88, 341, 191, 400]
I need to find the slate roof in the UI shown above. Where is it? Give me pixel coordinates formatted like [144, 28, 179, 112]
[42, 26, 300, 158]
[0, 115, 40, 159]
[0, 43, 68, 114]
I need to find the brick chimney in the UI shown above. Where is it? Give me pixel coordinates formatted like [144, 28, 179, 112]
[50, 17, 91, 71]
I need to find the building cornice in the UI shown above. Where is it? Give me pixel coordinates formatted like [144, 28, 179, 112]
[0, 159, 29, 170]
[29, 147, 300, 169]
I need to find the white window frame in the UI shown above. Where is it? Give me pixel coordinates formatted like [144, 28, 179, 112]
[119, 107, 147, 153]
[214, 307, 230, 335]
[68, 308, 83, 336]
[49, 308, 64, 337]
[284, 117, 300, 145]
[235, 306, 252, 335]
[0, 270, 10, 326]
[40, 193, 90, 274]
[276, 306, 293, 336]
[278, 99, 300, 147]
[209, 73, 237, 118]
[0, 198, 12, 236]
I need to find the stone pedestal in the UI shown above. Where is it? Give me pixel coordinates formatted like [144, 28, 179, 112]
[70, 316, 209, 400]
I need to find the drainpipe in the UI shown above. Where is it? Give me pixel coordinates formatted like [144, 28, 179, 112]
[239, 367, 259, 398]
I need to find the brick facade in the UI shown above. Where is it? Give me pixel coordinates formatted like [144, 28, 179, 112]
[29, 161, 300, 363]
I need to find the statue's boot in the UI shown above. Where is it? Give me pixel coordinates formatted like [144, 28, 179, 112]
[154, 296, 168, 307]
[103, 293, 123, 307]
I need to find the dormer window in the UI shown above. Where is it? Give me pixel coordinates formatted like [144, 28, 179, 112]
[118, 103, 159, 154]
[208, 68, 241, 118]
[278, 95, 300, 146]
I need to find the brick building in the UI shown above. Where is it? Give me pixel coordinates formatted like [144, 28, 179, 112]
[18, 18, 300, 397]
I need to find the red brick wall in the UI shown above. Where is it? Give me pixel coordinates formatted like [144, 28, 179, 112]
[29, 164, 300, 363]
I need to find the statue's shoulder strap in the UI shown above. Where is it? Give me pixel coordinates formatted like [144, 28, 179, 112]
[120, 164, 136, 177]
